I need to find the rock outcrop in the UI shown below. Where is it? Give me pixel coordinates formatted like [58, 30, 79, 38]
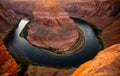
[72, 44, 120, 76]
[0, 0, 119, 50]
[58, 0, 120, 47]
[26, 0, 81, 54]
[25, 65, 76, 76]
[0, 37, 18, 76]
[0, 0, 83, 54]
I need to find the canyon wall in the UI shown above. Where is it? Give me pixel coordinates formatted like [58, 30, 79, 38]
[0, 0, 119, 76]
[72, 44, 120, 76]
[0, 0, 81, 54]
[0, 2, 25, 39]
[26, 0, 80, 54]
[1, 0, 120, 47]
[0, 37, 18, 76]
[58, 0, 120, 47]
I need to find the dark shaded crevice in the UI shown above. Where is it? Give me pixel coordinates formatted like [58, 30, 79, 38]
[53, 70, 59, 76]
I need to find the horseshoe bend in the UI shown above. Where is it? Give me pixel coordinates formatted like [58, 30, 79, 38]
[26, 0, 84, 54]
[0, 0, 120, 76]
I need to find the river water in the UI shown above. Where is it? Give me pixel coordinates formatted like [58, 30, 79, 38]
[6, 18, 101, 67]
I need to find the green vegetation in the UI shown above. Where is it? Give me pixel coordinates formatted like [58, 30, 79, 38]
[20, 30, 25, 38]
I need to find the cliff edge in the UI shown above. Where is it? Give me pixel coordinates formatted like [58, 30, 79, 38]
[72, 44, 120, 76]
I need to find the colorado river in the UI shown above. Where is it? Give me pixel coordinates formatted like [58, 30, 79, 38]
[6, 18, 101, 67]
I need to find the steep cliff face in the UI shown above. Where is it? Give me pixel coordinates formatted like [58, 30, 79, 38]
[0, 2, 24, 39]
[0, 37, 18, 76]
[26, 0, 80, 54]
[72, 44, 120, 76]
[0, 0, 82, 54]
[58, 0, 120, 47]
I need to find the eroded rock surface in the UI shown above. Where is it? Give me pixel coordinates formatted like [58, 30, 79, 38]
[0, 37, 18, 76]
[72, 44, 120, 76]
[25, 65, 76, 76]
[58, 0, 120, 47]
[26, 0, 80, 54]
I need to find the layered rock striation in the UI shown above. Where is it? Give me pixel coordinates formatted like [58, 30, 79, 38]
[72, 44, 120, 76]
[0, 37, 18, 76]
[0, 0, 83, 54]
[26, 0, 82, 54]
[58, 0, 120, 47]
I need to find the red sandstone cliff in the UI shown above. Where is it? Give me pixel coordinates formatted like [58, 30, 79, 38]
[58, 0, 120, 47]
[0, 0, 81, 54]
[1, 0, 119, 48]
[72, 44, 120, 76]
[0, 37, 18, 76]
[26, 0, 80, 54]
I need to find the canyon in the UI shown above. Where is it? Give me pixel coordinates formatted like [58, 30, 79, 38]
[0, 0, 119, 49]
[0, 0, 84, 54]
[25, 44, 120, 76]
[0, 0, 120, 76]
[58, 0, 120, 47]
[26, 0, 81, 54]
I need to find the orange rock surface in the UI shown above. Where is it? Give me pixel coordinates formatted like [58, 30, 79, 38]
[72, 44, 120, 76]
[0, 37, 18, 76]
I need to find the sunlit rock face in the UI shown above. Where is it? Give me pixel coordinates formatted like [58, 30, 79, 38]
[26, 0, 80, 54]
[0, 37, 18, 76]
[72, 44, 120, 76]
[58, 0, 120, 47]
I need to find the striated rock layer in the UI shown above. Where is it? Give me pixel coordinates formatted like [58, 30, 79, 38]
[72, 44, 120, 76]
[0, 0, 82, 54]
[0, 37, 18, 76]
[26, 0, 80, 54]
[58, 0, 120, 47]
